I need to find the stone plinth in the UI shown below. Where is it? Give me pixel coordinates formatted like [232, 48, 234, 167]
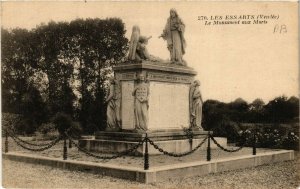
[114, 61, 197, 131]
[79, 130, 226, 155]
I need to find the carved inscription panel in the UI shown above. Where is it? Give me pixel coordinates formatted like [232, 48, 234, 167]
[148, 82, 190, 130]
[147, 72, 192, 84]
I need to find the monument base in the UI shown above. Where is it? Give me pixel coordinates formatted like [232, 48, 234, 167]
[78, 130, 227, 155]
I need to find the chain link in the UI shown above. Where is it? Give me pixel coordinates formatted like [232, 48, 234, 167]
[183, 128, 194, 140]
[10, 134, 62, 152]
[210, 135, 245, 152]
[147, 136, 208, 157]
[66, 133, 145, 160]
[6, 129, 62, 147]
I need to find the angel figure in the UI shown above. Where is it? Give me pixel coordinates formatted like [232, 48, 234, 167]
[128, 25, 140, 60]
[128, 25, 160, 62]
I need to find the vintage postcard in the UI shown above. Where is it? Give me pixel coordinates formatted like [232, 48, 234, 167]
[1, 1, 299, 188]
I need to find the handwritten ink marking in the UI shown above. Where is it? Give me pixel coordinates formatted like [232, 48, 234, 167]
[273, 24, 287, 34]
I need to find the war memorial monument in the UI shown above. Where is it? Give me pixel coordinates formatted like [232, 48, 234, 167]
[79, 9, 211, 154]
[2, 7, 296, 186]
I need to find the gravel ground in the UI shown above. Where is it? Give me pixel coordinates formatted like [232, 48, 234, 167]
[2, 137, 300, 188]
[3, 156, 299, 189]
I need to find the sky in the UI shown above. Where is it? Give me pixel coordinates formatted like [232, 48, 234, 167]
[1, 1, 298, 103]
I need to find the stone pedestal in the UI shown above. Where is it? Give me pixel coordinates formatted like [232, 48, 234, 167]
[114, 61, 197, 131]
[79, 61, 215, 155]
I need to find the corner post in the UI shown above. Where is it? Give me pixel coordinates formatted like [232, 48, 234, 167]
[252, 128, 256, 155]
[207, 131, 211, 161]
[144, 133, 149, 170]
[63, 133, 68, 160]
[69, 138, 72, 148]
[5, 129, 8, 153]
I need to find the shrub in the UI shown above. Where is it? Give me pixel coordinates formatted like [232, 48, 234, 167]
[282, 132, 299, 150]
[238, 129, 255, 146]
[52, 113, 74, 134]
[34, 122, 59, 140]
[52, 112, 82, 138]
[68, 121, 83, 139]
[259, 128, 282, 148]
[211, 120, 241, 143]
[14, 118, 37, 135]
[237, 128, 299, 150]
[37, 123, 56, 135]
[2, 113, 22, 136]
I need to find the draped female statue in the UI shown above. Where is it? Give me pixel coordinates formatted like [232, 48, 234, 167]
[189, 80, 203, 129]
[160, 9, 186, 65]
[105, 77, 121, 131]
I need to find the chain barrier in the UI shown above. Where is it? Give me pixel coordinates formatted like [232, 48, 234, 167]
[210, 135, 245, 153]
[147, 136, 208, 157]
[6, 129, 62, 147]
[10, 134, 63, 152]
[66, 132, 145, 160]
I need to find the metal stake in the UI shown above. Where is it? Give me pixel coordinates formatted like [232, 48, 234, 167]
[144, 133, 149, 170]
[63, 136, 68, 160]
[5, 130, 8, 153]
[252, 129, 256, 155]
[69, 138, 72, 148]
[207, 131, 211, 161]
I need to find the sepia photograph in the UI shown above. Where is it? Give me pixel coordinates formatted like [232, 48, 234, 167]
[1, 1, 299, 188]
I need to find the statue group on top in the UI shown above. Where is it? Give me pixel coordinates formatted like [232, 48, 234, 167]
[105, 9, 203, 132]
[128, 8, 186, 66]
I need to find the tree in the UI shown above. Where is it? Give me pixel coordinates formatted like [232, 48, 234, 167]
[34, 21, 76, 118]
[1, 28, 48, 134]
[202, 99, 229, 130]
[264, 96, 292, 123]
[250, 98, 265, 111]
[227, 98, 249, 122]
[2, 18, 128, 135]
[247, 98, 265, 123]
[67, 18, 128, 133]
[1, 28, 39, 114]
[287, 96, 299, 120]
